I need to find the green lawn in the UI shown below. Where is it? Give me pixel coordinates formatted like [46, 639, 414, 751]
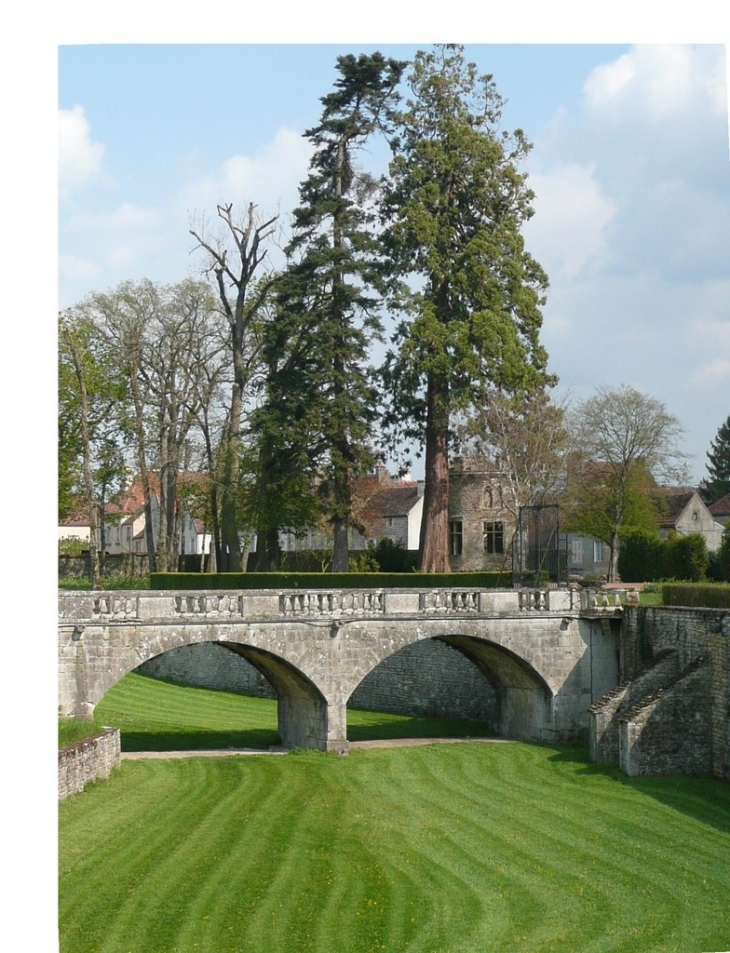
[59, 676, 730, 953]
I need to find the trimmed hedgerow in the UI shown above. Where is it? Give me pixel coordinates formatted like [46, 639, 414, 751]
[617, 530, 665, 582]
[149, 571, 512, 591]
[661, 583, 730, 608]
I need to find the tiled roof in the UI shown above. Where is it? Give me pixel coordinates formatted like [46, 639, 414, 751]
[59, 501, 123, 527]
[658, 490, 695, 525]
[375, 483, 421, 517]
[709, 493, 730, 518]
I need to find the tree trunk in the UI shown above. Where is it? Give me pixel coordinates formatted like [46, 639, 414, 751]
[69, 342, 101, 589]
[332, 520, 349, 572]
[419, 375, 451, 573]
[609, 529, 620, 582]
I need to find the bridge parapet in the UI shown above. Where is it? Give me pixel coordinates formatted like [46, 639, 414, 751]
[59, 586, 583, 626]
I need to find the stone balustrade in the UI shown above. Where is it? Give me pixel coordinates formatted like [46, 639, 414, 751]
[59, 585, 584, 627]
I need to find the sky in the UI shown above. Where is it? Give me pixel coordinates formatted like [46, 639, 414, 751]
[56, 36, 730, 486]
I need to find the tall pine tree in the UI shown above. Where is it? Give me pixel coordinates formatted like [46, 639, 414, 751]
[380, 46, 554, 572]
[255, 52, 405, 571]
[706, 414, 730, 502]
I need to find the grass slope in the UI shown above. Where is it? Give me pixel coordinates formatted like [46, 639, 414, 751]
[88, 673, 492, 751]
[59, 677, 730, 953]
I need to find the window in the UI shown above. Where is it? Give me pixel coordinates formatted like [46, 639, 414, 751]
[571, 539, 583, 565]
[484, 521, 504, 554]
[593, 540, 603, 563]
[449, 520, 463, 556]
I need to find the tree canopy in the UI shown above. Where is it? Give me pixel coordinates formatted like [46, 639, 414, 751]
[250, 52, 406, 571]
[380, 45, 554, 571]
[565, 383, 687, 580]
[705, 414, 730, 502]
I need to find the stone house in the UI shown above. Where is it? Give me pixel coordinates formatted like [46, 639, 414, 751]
[351, 467, 424, 551]
[657, 488, 724, 553]
[447, 458, 516, 572]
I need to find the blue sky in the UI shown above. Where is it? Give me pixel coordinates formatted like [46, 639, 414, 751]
[58, 38, 730, 485]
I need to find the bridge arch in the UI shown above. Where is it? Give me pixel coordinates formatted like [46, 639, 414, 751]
[344, 630, 556, 742]
[60, 624, 342, 751]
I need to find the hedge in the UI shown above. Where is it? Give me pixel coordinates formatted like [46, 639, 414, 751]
[661, 583, 730, 609]
[150, 571, 513, 591]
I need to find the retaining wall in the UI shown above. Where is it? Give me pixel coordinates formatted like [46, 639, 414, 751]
[59, 729, 121, 801]
[590, 606, 729, 779]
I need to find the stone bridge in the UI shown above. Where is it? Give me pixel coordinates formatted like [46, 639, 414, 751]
[59, 586, 622, 752]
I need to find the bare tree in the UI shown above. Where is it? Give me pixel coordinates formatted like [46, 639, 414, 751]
[190, 203, 279, 570]
[567, 383, 688, 580]
[460, 389, 570, 523]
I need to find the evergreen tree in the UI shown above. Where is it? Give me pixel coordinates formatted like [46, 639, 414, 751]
[257, 52, 406, 571]
[380, 45, 554, 572]
[705, 415, 730, 502]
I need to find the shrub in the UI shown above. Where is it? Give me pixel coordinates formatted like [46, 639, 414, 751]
[661, 582, 730, 608]
[368, 538, 419, 573]
[665, 533, 709, 582]
[58, 536, 87, 556]
[150, 571, 512, 590]
[617, 530, 665, 582]
[718, 528, 730, 582]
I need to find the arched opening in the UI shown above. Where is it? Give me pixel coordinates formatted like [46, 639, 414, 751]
[91, 640, 334, 751]
[346, 635, 554, 743]
[439, 635, 554, 741]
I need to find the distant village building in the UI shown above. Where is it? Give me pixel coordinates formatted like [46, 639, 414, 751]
[657, 488, 724, 553]
[58, 474, 213, 558]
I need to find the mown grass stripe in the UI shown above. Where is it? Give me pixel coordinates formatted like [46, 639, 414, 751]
[60, 674, 730, 953]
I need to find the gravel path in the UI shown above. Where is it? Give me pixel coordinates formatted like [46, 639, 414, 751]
[122, 737, 511, 759]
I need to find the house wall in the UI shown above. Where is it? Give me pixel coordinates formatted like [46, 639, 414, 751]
[673, 506, 724, 552]
[659, 493, 724, 553]
[448, 467, 514, 572]
[564, 534, 610, 579]
[407, 496, 424, 550]
[58, 526, 91, 542]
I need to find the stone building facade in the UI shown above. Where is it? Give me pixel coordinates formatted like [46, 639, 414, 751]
[447, 458, 516, 573]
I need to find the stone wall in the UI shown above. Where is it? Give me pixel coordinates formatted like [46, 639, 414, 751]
[590, 606, 730, 779]
[619, 658, 712, 777]
[588, 650, 679, 764]
[448, 465, 515, 573]
[59, 728, 121, 800]
[139, 644, 275, 698]
[139, 639, 499, 726]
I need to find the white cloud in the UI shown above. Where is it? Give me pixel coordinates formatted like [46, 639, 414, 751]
[58, 106, 104, 199]
[583, 44, 726, 122]
[65, 202, 160, 235]
[525, 162, 616, 279]
[692, 358, 730, 383]
[181, 127, 312, 226]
